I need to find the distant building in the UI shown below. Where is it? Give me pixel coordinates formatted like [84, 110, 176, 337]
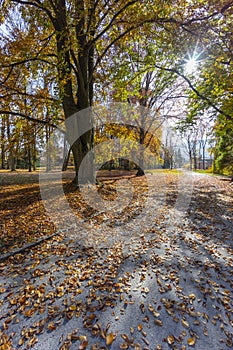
[198, 157, 213, 170]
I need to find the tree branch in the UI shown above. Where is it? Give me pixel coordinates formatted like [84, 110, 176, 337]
[220, 1, 233, 14]
[12, 0, 55, 23]
[1, 57, 55, 69]
[0, 110, 58, 128]
[154, 64, 232, 120]
[93, 5, 225, 73]
[93, 1, 138, 44]
[0, 66, 13, 86]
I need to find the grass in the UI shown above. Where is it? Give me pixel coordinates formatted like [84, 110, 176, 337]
[194, 168, 232, 177]
[193, 169, 212, 174]
[145, 168, 183, 175]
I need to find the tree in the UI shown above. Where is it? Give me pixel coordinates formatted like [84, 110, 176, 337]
[175, 1, 233, 176]
[213, 118, 233, 177]
[0, 115, 6, 168]
[109, 34, 182, 175]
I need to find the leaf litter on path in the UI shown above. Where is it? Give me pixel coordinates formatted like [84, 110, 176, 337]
[0, 171, 232, 349]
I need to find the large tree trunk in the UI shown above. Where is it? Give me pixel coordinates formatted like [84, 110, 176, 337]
[32, 127, 37, 171]
[71, 135, 94, 184]
[65, 109, 95, 185]
[202, 145, 206, 170]
[137, 130, 145, 177]
[9, 152, 16, 171]
[45, 119, 51, 172]
[54, 0, 96, 186]
[62, 136, 71, 172]
[187, 138, 192, 170]
[28, 145, 32, 172]
[193, 150, 197, 170]
[63, 109, 95, 186]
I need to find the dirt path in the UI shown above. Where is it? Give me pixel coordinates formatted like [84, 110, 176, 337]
[0, 172, 232, 350]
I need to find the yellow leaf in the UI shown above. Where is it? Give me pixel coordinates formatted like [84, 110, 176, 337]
[9, 298, 17, 305]
[181, 319, 189, 328]
[79, 335, 87, 342]
[24, 309, 35, 317]
[69, 305, 76, 311]
[0, 344, 12, 350]
[148, 304, 154, 312]
[189, 293, 196, 300]
[155, 319, 163, 326]
[120, 333, 126, 339]
[27, 335, 38, 348]
[88, 313, 96, 320]
[167, 335, 175, 345]
[187, 337, 196, 346]
[18, 338, 24, 346]
[153, 311, 160, 317]
[106, 333, 115, 345]
[47, 322, 56, 331]
[137, 324, 143, 331]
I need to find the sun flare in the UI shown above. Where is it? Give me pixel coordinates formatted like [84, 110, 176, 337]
[185, 57, 197, 74]
[184, 47, 204, 74]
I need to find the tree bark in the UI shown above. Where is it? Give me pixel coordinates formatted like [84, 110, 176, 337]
[28, 145, 32, 172]
[1, 116, 5, 169]
[202, 145, 206, 170]
[62, 137, 71, 172]
[137, 126, 145, 176]
[53, 0, 95, 185]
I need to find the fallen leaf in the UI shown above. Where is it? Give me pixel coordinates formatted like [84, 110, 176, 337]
[18, 338, 25, 346]
[69, 305, 76, 311]
[106, 333, 115, 345]
[167, 335, 175, 345]
[187, 337, 196, 346]
[78, 340, 88, 350]
[138, 324, 143, 331]
[47, 322, 56, 331]
[181, 319, 190, 328]
[154, 319, 163, 326]
[130, 327, 134, 334]
[189, 294, 196, 300]
[26, 335, 38, 348]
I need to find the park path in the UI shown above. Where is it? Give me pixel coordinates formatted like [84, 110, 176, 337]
[0, 172, 232, 350]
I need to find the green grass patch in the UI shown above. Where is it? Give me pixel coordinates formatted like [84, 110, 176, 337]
[194, 169, 212, 174]
[145, 168, 183, 175]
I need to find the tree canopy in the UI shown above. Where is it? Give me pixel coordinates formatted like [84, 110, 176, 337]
[0, 0, 233, 178]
